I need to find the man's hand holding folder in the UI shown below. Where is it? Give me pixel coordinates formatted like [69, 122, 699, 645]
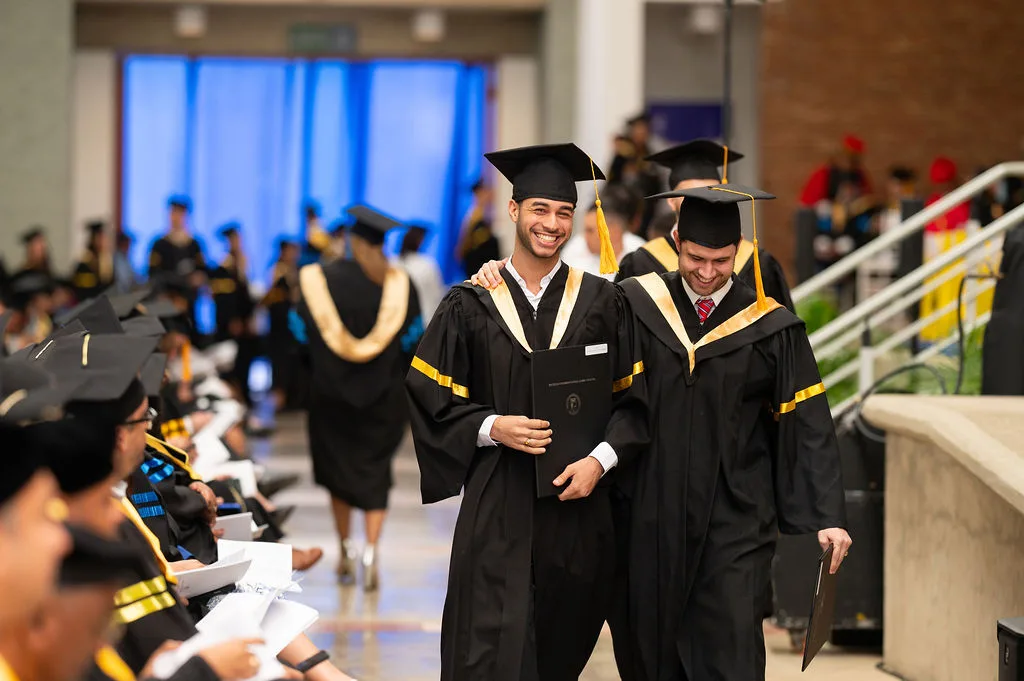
[551, 457, 604, 501]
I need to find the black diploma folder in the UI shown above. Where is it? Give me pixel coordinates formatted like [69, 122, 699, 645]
[530, 343, 611, 498]
[802, 543, 840, 671]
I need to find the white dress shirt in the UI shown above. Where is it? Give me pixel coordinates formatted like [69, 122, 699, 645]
[679, 275, 733, 317]
[476, 257, 618, 473]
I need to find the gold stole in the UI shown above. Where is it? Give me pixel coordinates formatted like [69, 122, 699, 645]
[145, 433, 200, 481]
[633, 272, 782, 373]
[118, 498, 177, 584]
[299, 263, 410, 363]
[733, 239, 755, 275]
[641, 238, 679, 272]
[95, 648, 136, 681]
[485, 267, 584, 352]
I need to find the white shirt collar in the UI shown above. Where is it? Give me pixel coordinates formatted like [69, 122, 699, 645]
[505, 257, 562, 311]
[679, 274, 733, 309]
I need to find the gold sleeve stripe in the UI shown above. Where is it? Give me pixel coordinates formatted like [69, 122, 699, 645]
[776, 382, 826, 414]
[613, 361, 644, 393]
[411, 356, 469, 399]
[95, 647, 136, 681]
[112, 591, 177, 624]
[115, 575, 168, 606]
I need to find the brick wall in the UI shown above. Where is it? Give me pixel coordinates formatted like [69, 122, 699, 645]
[759, 0, 1024, 279]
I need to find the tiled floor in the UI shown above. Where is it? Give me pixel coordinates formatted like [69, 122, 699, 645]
[258, 413, 889, 681]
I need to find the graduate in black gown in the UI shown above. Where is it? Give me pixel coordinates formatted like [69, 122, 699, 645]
[262, 238, 302, 411]
[293, 205, 423, 591]
[615, 139, 795, 313]
[982, 224, 1024, 395]
[209, 223, 257, 406]
[406, 143, 647, 681]
[148, 196, 207, 338]
[457, 180, 501, 279]
[71, 220, 114, 302]
[615, 184, 850, 681]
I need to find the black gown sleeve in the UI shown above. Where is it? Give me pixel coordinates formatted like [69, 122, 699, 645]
[760, 250, 796, 313]
[769, 325, 846, 534]
[605, 288, 650, 469]
[613, 251, 640, 284]
[406, 287, 497, 504]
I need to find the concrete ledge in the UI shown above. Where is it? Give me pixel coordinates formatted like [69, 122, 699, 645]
[861, 395, 1024, 681]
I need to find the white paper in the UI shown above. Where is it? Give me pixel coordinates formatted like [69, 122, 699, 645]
[214, 512, 255, 541]
[174, 558, 252, 599]
[196, 459, 258, 497]
[585, 343, 608, 355]
[217, 539, 294, 590]
[258, 599, 320, 656]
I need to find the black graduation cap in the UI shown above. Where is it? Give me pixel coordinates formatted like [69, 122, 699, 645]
[217, 222, 241, 240]
[54, 296, 124, 335]
[168, 194, 192, 211]
[140, 353, 168, 396]
[24, 406, 119, 495]
[0, 357, 82, 426]
[0, 310, 11, 358]
[484, 143, 605, 206]
[5, 272, 54, 311]
[328, 218, 349, 238]
[627, 111, 651, 126]
[85, 220, 105, 236]
[346, 205, 403, 246]
[646, 139, 744, 188]
[59, 524, 138, 587]
[121, 315, 167, 338]
[30, 333, 159, 402]
[104, 288, 151, 319]
[21, 226, 45, 244]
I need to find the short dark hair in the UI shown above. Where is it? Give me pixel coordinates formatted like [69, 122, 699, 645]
[589, 184, 641, 226]
[647, 211, 677, 239]
[401, 225, 428, 255]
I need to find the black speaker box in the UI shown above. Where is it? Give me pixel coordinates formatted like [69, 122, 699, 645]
[999, 618, 1024, 681]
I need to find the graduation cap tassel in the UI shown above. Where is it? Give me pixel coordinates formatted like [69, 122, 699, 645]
[181, 341, 192, 382]
[722, 145, 729, 184]
[590, 158, 619, 275]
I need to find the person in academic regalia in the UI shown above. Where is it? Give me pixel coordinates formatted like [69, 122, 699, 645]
[407, 143, 647, 681]
[607, 112, 663, 236]
[982, 223, 1024, 395]
[614, 184, 850, 681]
[0, 360, 75, 635]
[398, 223, 447, 320]
[209, 223, 257, 407]
[293, 205, 424, 591]
[262, 238, 302, 412]
[457, 180, 501, 279]
[71, 220, 115, 301]
[561, 184, 646, 280]
[799, 134, 873, 206]
[615, 139, 796, 313]
[15, 227, 54, 282]
[300, 200, 333, 268]
[2, 271, 56, 354]
[148, 195, 207, 338]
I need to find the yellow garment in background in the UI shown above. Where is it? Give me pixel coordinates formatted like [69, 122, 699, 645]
[920, 228, 966, 342]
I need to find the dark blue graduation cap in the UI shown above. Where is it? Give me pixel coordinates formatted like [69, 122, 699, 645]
[168, 194, 192, 211]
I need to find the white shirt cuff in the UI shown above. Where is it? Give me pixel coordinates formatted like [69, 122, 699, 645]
[477, 414, 499, 447]
[588, 442, 618, 475]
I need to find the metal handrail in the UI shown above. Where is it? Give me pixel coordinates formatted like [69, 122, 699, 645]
[807, 201, 1024, 350]
[791, 161, 1024, 304]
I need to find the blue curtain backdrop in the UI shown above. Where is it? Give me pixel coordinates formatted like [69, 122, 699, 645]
[122, 56, 489, 285]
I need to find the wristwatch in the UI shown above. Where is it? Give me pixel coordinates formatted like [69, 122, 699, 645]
[294, 650, 330, 673]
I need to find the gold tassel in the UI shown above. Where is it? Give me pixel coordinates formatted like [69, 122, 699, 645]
[181, 341, 192, 382]
[711, 187, 768, 311]
[722, 145, 729, 184]
[590, 157, 619, 275]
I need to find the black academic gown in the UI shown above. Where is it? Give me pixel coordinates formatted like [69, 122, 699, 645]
[296, 259, 422, 510]
[114, 507, 198, 672]
[71, 248, 113, 301]
[148, 235, 206, 336]
[263, 259, 300, 397]
[406, 264, 647, 681]
[982, 225, 1024, 395]
[461, 216, 501, 280]
[615, 236, 796, 313]
[211, 254, 257, 402]
[617, 273, 846, 681]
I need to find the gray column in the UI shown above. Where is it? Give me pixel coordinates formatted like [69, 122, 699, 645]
[539, 0, 578, 144]
[0, 0, 74, 269]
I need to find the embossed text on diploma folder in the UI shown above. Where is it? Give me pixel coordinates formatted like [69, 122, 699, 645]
[530, 344, 611, 498]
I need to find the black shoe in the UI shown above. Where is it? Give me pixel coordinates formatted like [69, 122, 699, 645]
[258, 473, 300, 499]
[270, 505, 296, 528]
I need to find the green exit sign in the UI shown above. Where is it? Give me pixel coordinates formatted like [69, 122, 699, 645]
[289, 25, 358, 54]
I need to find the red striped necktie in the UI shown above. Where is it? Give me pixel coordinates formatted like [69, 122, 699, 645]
[696, 297, 715, 323]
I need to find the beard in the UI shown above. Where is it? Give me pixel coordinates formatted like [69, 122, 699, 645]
[514, 216, 567, 261]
